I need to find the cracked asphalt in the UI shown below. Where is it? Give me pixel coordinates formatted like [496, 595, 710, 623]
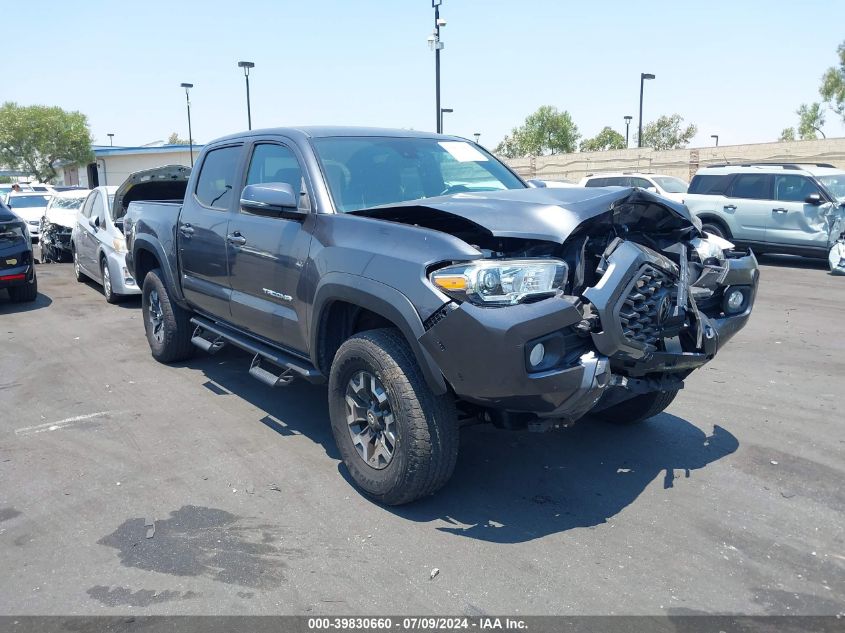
[0, 257, 843, 615]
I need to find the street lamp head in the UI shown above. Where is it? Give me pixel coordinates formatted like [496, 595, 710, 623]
[238, 61, 255, 69]
[624, 115, 633, 123]
[473, 133, 481, 143]
[180, 82, 193, 89]
[641, 73, 656, 80]
[441, 108, 453, 114]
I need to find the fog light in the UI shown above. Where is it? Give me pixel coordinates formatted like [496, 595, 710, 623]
[726, 289, 744, 311]
[529, 343, 545, 367]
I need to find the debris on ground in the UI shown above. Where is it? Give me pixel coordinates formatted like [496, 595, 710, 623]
[430, 568, 440, 580]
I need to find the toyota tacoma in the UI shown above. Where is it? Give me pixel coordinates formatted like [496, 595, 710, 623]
[121, 127, 758, 504]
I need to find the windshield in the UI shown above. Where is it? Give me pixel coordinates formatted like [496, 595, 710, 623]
[312, 137, 525, 212]
[652, 176, 689, 193]
[817, 174, 845, 200]
[9, 195, 51, 208]
[50, 196, 86, 210]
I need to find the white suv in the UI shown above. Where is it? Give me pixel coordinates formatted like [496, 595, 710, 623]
[684, 163, 845, 259]
[579, 172, 689, 203]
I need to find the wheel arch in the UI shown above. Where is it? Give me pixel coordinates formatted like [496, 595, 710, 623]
[311, 273, 448, 395]
[131, 237, 186, 305]
[696, 213, 733, 239]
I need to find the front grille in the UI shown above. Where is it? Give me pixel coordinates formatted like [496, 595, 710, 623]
[619, 265, 675, 350]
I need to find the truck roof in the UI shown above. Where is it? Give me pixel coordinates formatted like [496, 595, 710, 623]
[212, 126, 465, 144]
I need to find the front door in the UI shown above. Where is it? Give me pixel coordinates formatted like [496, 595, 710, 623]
[177, 144, 243, 318]
[77, 190, 99, 272]
[769, 173, 834, 249]
[227, 140, 314, 353]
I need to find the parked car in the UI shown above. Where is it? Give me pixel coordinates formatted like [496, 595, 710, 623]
[579, 172, 689, 203]
[40, 189, 89, 262]
[0, 199, 37, 302]
[5, 192, 53, 243]
[71, 185, 140, 303]
[683, 162, 845, 259]
[123, 127, 758, 505]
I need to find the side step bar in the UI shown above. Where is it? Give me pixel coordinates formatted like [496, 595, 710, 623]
[190, 316, 325, 385]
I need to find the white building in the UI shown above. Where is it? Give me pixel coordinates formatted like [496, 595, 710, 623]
[55, 143, 203, 188]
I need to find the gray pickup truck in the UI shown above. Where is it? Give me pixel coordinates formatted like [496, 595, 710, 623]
[121, 127, 759, 505]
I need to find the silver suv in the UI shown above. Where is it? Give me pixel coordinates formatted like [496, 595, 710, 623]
[684, 163, 845, 258]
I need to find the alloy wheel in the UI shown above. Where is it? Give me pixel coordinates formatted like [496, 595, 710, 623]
[344, 370, 397, 470]
[147, 289, 165, 344]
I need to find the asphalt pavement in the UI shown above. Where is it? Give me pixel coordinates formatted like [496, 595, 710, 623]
[0, 257, 843, 616]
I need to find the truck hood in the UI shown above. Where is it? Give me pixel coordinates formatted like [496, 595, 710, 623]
[113, 164, 191, 221]
[348, 187, 702, 244]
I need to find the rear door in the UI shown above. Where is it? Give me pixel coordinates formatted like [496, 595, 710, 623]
[177, 144, 244, 318]
[226, 139, 315, 353]
[722, 173, 773, 242]
[769, 174, 833, 248]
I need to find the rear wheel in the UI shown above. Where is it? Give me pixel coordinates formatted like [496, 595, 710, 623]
[328, 328, 459, 505]
[141, 268, 195, 363]
[701, 222, 728, 240]
[8, 270, 38, 303]
[597, 389, 680, 425]
[72, 246, 85, 282]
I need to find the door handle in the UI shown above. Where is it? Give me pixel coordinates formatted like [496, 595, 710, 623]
[227, 232, 247, 246]
[772, 208, 788, 214]
[179, 223, 194, 237]
[723, 204, 737, 211]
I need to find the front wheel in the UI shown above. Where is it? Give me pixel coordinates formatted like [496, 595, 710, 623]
[141, 268, 195, 363]
[101, 258, 121, 304]
[328, 328, 459, 505]
[701, 222, 728, 240]
[597, 389, 680, 425]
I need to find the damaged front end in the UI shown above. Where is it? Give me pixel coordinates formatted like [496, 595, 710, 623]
[39, 220, 73, 261]
[412, 187, 758, 425]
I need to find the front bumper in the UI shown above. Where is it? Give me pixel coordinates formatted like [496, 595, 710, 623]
[40, 222, 73, 253]
[419, 247, 758, 420]
[105, 250, 140, 296]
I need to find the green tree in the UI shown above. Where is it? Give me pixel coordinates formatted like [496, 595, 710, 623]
[580, 126, 626, 152]
[796, 102, 826, 139]
[167, 132, 190, 144]
[779, 127, 797, 142]
[637, 114, 697, 150]
[0, 102, 93, 183]
[820, 41, 845, 120]
[494, 106, 580, 157]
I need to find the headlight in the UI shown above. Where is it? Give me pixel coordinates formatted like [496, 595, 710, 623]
[691, 234, 734, 264]
[112, 237, 127, 253]
[430, 259, 567, 306]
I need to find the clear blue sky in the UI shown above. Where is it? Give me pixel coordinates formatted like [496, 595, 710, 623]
[7, 0, 845, 149]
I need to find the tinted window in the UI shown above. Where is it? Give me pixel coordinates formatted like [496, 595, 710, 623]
[652, 176, 689, 193]
[729, 174, 771, 200]
[195, 146, 241, 210]
[312, 137, 524, 213]
[630, 177, 652, 188]
[688, 174, 731, 195]
[774, 175, 819, 202]
[584, 178, 606, 187]
[606, 177, 629, 186]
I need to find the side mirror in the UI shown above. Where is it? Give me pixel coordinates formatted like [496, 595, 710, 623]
[804, 193, 823, 205]
[240, 183, 303, 217]
[88, 216, 98, 229]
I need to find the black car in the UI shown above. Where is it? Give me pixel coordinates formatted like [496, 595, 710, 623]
[0, 201, 38, 302]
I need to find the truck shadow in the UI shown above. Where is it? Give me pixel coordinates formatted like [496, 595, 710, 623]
[191, 348, 738, 543]
[384, 416, 738, 543]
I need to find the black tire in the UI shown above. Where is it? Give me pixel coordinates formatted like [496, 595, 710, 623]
[72, 245, 85, 282]
[328, 328, 459, 505]
[101, 257, 121, 304]
[598, 389, 680, 425]
[8, 270, 38, 303]
[701, 222, 728, 240]
[141, 268, 195, 363]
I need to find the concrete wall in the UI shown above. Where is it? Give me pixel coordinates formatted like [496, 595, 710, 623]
[502, 137, 845, 183]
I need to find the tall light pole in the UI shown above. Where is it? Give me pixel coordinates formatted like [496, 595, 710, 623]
[107, 133, 114, 147]
[428, 1, 446, 133]
[180, 83, 194, 167]
[440, 108, 453, 133]
[238, 61, 255, 130]
[711, 134, 719, 147]
[623, 115, 632, 148]
[638, 73, 655, 148]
